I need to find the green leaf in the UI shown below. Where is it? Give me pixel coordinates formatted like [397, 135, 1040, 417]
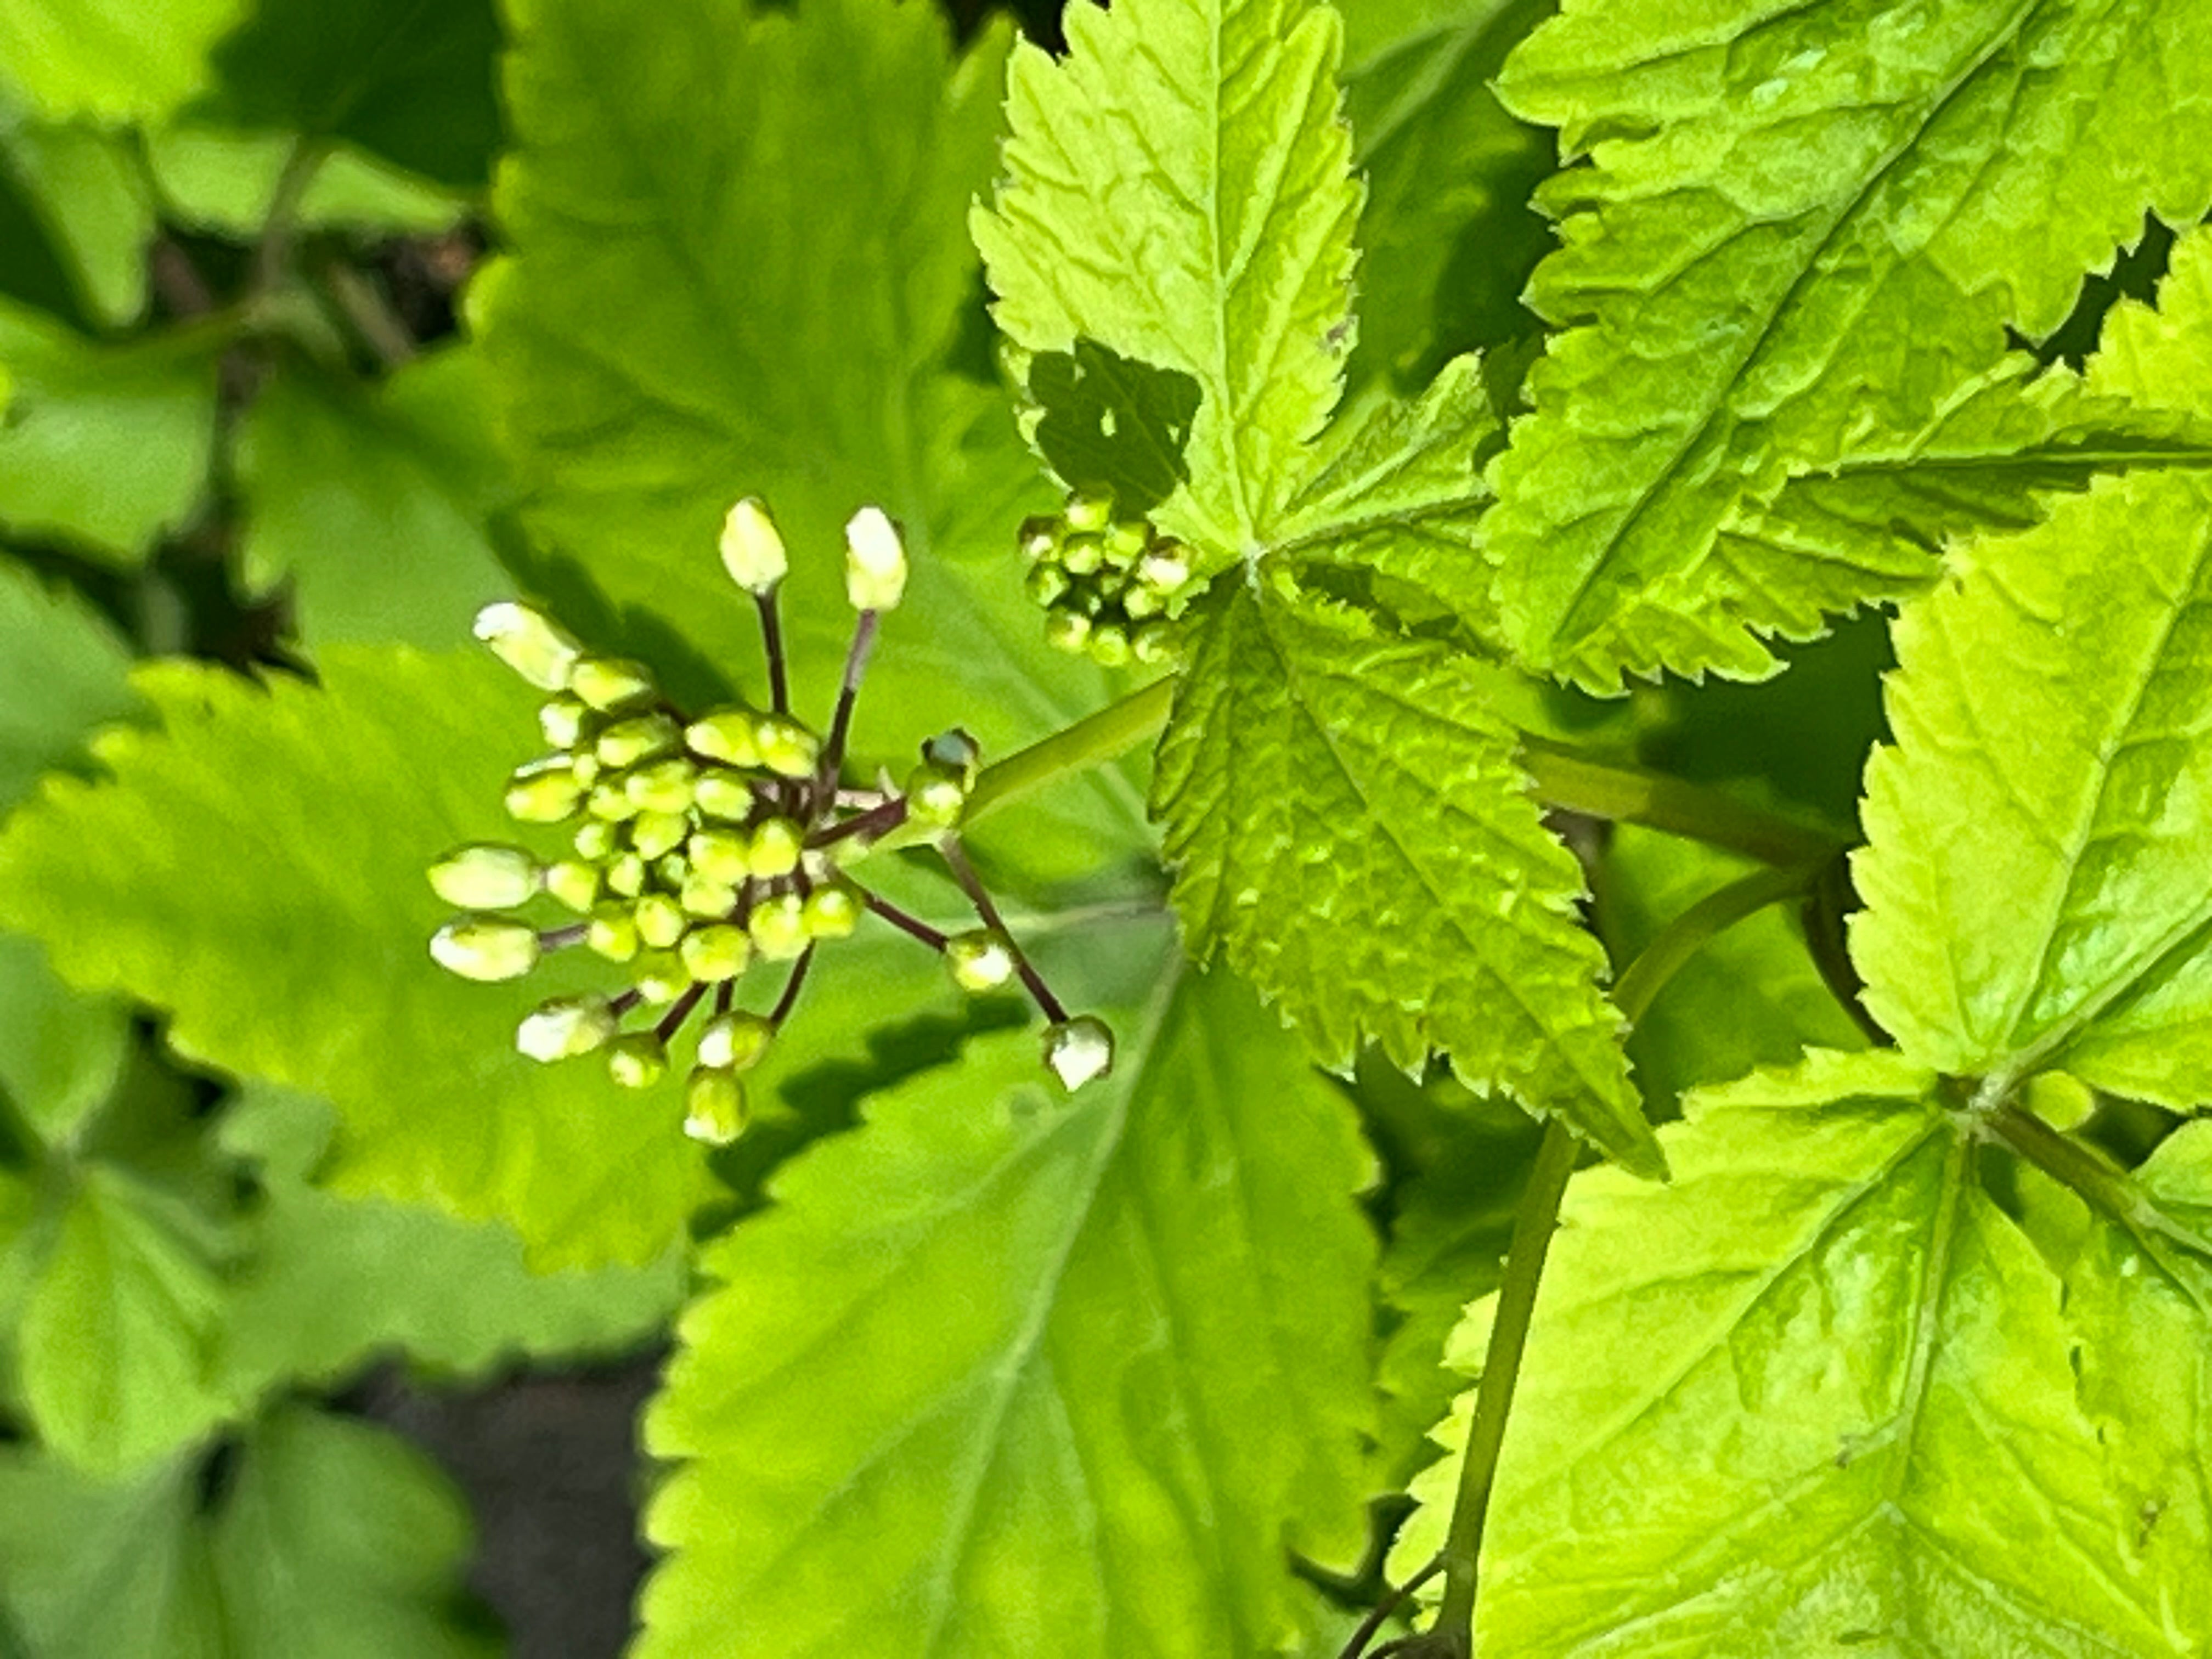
[973, 0, 1363, 554]
[0, 933, 128, 1146]
[637, 964, 1377, 1659]
[0, 103, 154, 326]
[0, 556, 138, 809]
[0, 650, 715, 1267]
[1153, 575, 1660, 1176]
[213, 1085, 682, 1395]
[1340, 0, 1553, 386]
[475, 0, 1142, 874]
[205, 0, 501, 188]
[1397, 1049, 2185, 1655]
[0, 300, 218, 563]
[235, 351, 514, 651]
[0, 1406, 495, 1659]
[14, 1162, 233, 1472]
[0, 0, 245, 123]
[1487, 0, 2212, 684]
[1025, 339, 1200, 517]
[144, 123, 467, 235]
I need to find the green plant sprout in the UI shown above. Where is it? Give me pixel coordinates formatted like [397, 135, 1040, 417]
[428, 496, 1115, 1144]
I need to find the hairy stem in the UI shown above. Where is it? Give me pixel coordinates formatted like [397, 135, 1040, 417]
[1518, 740, 1844, 869]
[1420, 860, 1814, 1653]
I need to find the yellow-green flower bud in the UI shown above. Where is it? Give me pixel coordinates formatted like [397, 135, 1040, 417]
[691, 769, 755, 821]
[1064, 493, 1112, 533]
[684, 1067, 748, 1145]
[1018, 516, 1059, 561]
[428, 844, 539, 910]
[803, 884, 861, 940]
[1132, 621, 1180, 665]
[680, 868, 740, 919]
[474, 601, 582, 691]
[656, 853, 690, 887]
[504, 757, 583, 823]
[597, 713, 681, 770]
[688, 827, 752, 884]
[747, 892, 809, 960]
[545, 859, 602, 913]
[904, 760, 966, 827]
[625, 757, 696, 815]
[1137, 544, 1192, 592]
[1026, 561, 1071, 607]
[922, 729, 980, 785]
[1105, 521, 1148, 564]
[945, 928, 1016, 992]
[685, 708, 761, 769]
[747, 817, 804, 878]
[1044, 609, 1091, 653]
[636, 892, 688, 950]
[720, 496, 789, 594]
[1122, 584, 1164, 621]
[1043, 1015, 1115, 1090]
[697, 1011, 775, 1071]
[571, 752, 603, 787]
[633, 951, 690, 1005]
[607, 1032, 668, 1090]
[631, 809, 691, 861]
[606, 851, 648, 898]
[1088, 622, 1131, 668]
[586, 779, 641, 821]
[844, 505, 908, 611]
[570, 657, 657, 712]
[587, 902, 641, 962]
[539, 695, 595, 751]
[753, 714, 820, 780]
[515, 994, 617, 1063]
[574, 819, 619, 862]
[679, 924, 751, 982]
[430, 917, 540, 982]
[1061, 532, 1104, 575]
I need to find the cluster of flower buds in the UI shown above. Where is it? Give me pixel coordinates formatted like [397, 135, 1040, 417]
[430, 498, 1117, 1145]
[1019, 492, 1193, 668]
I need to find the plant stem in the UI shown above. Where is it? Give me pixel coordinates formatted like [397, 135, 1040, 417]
[1518, 739, 1844, 869]
[253, 139, 327, 297]
[1988, 1103, 2209, 1257]
[1421, 860, 1814, 1652]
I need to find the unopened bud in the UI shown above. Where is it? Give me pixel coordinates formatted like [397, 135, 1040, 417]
[1064, 493, 1112, 533]
[631, 809, 691, 861]
[686, 709, 762, 769]
[922, 729, 981, 785]
[1026, 562, 1071, 606]
[698, 1011, 775, 1071]
[587, 902, 641, 962]
[691, 769, 755, 821]
[803, 884, 860, 940]
[539, 695, 594, 751]
[430, 917, 540, 982]
[945, 928, 1015, 992]
[573, 819, 619, 862]
[684, 1067, 748, 1144]
[1042, 1015, 1115, 1090]
[904, 760, 967, 827]
[505, 757, 583, 823]
[606, 1032, 668, 1090]
[748, 892, 809, 960]
[606, 851, 648, 898]
[680, 868, 740, 919]
[570, 657, 657, 712]
[474, 601, 582, 690]
[633, 951, 691, 1005]
[625, 757, 696, 815]
[844, 506, 907, 611]
[688, 827, 752, 884]
[1088, 623, 1131, 668]
[720, 497, 788, 593]
[516, 994, 617, 1063]
[754, 714, 820, 779]
[1017, 516, 1059, 561]
[680, 923, 751, 981]
[1105, 521, 1148, 565]
[586, 780, 642, 822]
[1044, 609, 1092, 653]
[748, 817, 804, 878]
[1061, 532, 1104, 575]
[1132, 620, 1181, 665]
[429, 844, 539, 910]
[597, 714, 681, 770]
[636, 893, 688, 950]
[1137, 545, 1192, 592]
[544, 859, 602, 913]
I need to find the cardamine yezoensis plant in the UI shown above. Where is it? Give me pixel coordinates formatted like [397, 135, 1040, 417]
[427, 496, 1114, 1144]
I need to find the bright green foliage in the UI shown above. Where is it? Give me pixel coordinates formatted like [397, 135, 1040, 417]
[1154, 575, 1660, 1176]
[0, 1406, 494, 1659]
[13, 1163, 233, 1473]
[235, 352, 514, 650]
[205, 0, 502, 188]
[1853, 231, 2212, 1096]
[143, 124, 467, 235]
[214, 1086, 682, 1396]
[975, 0, 1362, 556]
[0, 300, 217, 563]
[0, 103, 153, 326]
[475, 0, 1139, 877]
[637, 967, 1376, 1659]
[1398, 1051, 2196, 1655]
[1487, 0, 2212, 685]
[0, 651, 715, 1267]
[0, 933, 128, 1145]
[0, 558, 137, 806]
[0, 0, 242, 123]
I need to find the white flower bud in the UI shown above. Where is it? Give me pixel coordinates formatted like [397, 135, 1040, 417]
[1042, 1015, 1115, 1090]
[698, 1011, 775, 1071]
[473, 601, 582, 690]
[844, 506, 907, 612]
[430, 917, 540, 982]
[428, 844, 540, 910]
[685, 1067, 748, 1145]
[515, 995, 617, 1063]
[720, 497, 789, 594]
[607, 1032, 668, 1090]
[945, 929, 1015, 993]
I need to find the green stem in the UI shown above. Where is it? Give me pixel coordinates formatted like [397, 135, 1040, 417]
[1518, 739, 1844, 869]
[1422, 860, 1816, 1654]
[1989, 1103, 2210, 1258]
[253, 139, 328, 297]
